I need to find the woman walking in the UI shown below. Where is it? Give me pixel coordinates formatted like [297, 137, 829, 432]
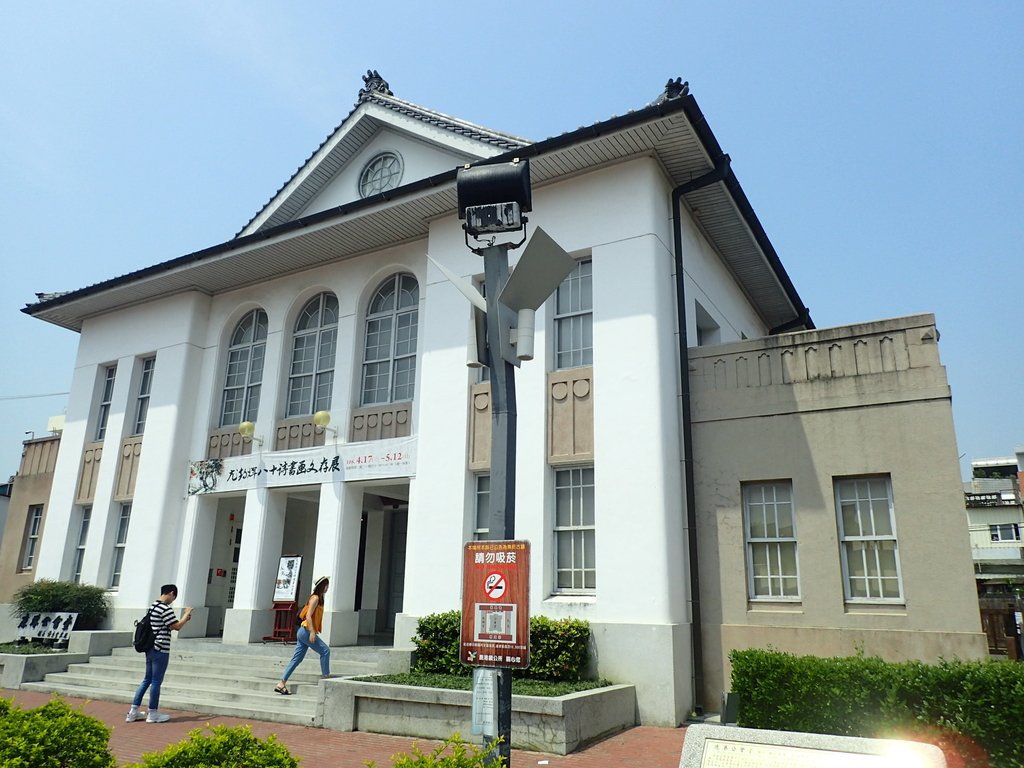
[275, 575, 331, 694]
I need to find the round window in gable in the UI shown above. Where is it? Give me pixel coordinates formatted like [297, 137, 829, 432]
[358, 151, 404, 198]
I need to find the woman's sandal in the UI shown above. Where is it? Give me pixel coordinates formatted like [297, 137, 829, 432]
[274, 685, 292, 695]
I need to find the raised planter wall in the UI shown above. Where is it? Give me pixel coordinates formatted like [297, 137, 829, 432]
[0, 651, 90, 689]
[0, 631, 130, 689]
[321, 680, 637, 755]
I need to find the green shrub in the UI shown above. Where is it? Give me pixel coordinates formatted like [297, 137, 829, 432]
[366, 733, 502, 768]
[128, 724, 297, 767]
[411, 610, 465, 675]
[11, 579, 110, 629]
[0, 696, 116, 767]
[528, 616, 590, 682]
[411, 611, 593, 682]
[730, 648, 1024, 768]
[0, 642, 63, 654]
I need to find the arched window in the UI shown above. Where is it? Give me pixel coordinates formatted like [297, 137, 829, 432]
[286, 293, 338, 417]
[361, 274, 418, 405]
[219, 309, 268, 427]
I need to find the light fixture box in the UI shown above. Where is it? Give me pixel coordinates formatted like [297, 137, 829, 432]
[465, 202, 523, 236]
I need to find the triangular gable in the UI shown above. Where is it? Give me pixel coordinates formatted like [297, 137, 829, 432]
[238, 70, 528, 237]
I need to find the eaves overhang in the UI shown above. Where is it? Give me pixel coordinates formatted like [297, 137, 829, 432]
[24, 90, 812, 333]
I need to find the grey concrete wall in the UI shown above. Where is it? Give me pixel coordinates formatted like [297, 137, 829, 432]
[689, 315, 988, 706]
[321, 679, 636, 755]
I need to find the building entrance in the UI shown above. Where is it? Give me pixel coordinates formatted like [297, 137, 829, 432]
[355, 492, 408, 641]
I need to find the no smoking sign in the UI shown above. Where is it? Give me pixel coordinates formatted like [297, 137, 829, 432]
[461, 540, 530, 669]
[484, 572, 507, 600]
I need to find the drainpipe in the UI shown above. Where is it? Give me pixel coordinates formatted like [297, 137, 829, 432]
[671, 156, 731, 717]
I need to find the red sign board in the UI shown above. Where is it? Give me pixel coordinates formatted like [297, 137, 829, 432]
[461, 540, 530, 669]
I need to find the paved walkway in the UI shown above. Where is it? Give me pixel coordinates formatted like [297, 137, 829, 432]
[3, 688, 687, 768]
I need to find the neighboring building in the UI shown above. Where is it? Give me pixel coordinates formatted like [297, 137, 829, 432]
[19, 72, 986, 724]
[0, 435, 61, 602]
[0, 476, 12, 552]
[964, 456, 1024, 656]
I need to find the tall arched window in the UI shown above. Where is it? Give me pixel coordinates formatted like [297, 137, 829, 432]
[286, 293, 338, 417]
[361, 274, 418, 405]
[219, 309, 268, 427]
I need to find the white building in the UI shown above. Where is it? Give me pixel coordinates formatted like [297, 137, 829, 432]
[18, 72, 986, 724]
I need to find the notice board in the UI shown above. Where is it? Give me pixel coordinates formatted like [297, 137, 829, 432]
[460, 540, 530, 669]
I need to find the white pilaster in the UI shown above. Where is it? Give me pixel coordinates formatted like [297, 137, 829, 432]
[314, 478, 362, 645]
[173, 493, 218, 637]
[222, 486, 286, 643]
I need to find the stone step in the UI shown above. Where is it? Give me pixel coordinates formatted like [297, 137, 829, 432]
[20, 639, 401, 728]
[20, 679, 316, 726]
[48, 670, 321, 699]
[97, 652, 375, 679]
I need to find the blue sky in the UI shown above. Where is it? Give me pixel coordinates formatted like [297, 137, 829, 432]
[1, 1, 1021, 479]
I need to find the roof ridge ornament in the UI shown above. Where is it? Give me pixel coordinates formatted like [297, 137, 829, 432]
[657, 77, 689, 103]
[359, 69, 393, 102]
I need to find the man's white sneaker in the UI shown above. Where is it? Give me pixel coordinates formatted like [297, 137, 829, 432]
[125, 707, 145, 723]
[146, 711, 170, 723]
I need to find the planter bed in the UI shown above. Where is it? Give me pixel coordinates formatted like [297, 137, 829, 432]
[321, 678, 637, 755]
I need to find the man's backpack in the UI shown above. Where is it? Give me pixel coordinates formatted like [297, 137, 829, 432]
[133, 607, 156, 653]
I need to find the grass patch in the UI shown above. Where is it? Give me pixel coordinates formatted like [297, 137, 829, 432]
[0, 642, 64, 655]
[351, 672, 612, 697]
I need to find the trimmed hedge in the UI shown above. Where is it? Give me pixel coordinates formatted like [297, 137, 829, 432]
[367, 733, 503, 768]
[411, 610, 465, 675]
[127, 724, 297, 767]
[411, 610, 592, 681]
[11, 579, 110, 630]
[730, 648, 1024, 768]
[0, 697, 116, 767]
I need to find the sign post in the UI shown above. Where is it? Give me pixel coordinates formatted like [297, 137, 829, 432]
[462, 540, 530, 759]
[452, 160, 574, 765]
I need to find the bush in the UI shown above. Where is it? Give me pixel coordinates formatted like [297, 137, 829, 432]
[128, 724, 297, 767]
[411, 610, 464, 675]
[730, 648, 1024, 768]
[411, 611, 592, 682]
[0, 696, 116, 767]
[11, 579, 110, 629]
[366, 733, 502, 768]
[528, 616, 590, 682]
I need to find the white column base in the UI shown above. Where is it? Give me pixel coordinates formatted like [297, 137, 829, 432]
[222, 608, 274, 644]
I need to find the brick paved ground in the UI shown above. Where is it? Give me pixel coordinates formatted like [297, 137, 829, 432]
[3, 688, 687, 768]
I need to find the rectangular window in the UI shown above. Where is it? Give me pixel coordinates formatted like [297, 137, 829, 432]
[554, 259, 593, 370]
[474, 474, 490, 541]
[95, 365, 117, 441]
[109, 503, 132, 589]
[21, 505, 44, 571]
[743, 482, 799, 599]
[132, 357, 155, 435]
[990, 523, 1022, 542]
[553, 467, 595, 592]
[835, 476, 903, 602]
[72, 506, 92, 583]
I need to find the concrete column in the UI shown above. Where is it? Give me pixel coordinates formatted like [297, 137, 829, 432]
[223, 486, 286, 643]
[119, 341, 205, 613]
[173, 493, 218, 637]
[358, 511, 386, 635]
[314, 478, 362, 646]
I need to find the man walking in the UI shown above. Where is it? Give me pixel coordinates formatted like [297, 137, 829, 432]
[126, 583, 192, 723]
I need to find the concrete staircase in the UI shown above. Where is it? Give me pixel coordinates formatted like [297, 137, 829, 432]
[21, 639, 393, 726]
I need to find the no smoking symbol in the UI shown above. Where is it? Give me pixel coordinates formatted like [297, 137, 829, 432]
[484, 572, 506, 600]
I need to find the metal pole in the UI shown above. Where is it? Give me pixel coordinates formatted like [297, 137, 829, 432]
[481, 242, 515, 765]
